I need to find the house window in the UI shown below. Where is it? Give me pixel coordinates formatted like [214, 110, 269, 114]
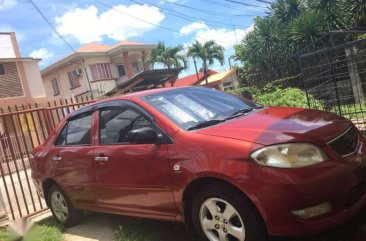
[67, 71, 80, 89]
[90, 63, 112, 81]
[132, 61, 143, 74]
[116, 64, 126, 77]
[0, 64, 5, 75]
[223, 81, 233, 91]
[51, 79, 60, 96]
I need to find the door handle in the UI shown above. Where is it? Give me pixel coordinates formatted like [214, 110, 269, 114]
[52, 156, 62, 161]
[94, 156, 109, 162]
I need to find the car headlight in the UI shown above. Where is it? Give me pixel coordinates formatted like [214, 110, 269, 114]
[251, 143, 327, 168]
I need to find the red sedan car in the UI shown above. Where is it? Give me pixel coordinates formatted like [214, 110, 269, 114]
[31, 87, 366, 241]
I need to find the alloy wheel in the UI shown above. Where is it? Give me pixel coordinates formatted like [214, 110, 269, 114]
[51, 191, 69, 222]
[199, 198, 246, 241]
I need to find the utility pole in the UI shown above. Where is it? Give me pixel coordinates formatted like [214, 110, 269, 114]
[82, 59, 94, 100]
[233, 25, 238, 44]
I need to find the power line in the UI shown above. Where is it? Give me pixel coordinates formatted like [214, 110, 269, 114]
[93, 0, 236, 45]
[255, 0, 272, 4]
[29, 0, 94, 98]
[201, 0, 264, 12]
[222, 0, 267, 8]
[225, 0, 268, 8]
[29, 0, 77, 53]
[129, 0, 252, 29]
[93, 0, 180, 34]
[199, 0, 266, 12]
[159, 0, 261, 17]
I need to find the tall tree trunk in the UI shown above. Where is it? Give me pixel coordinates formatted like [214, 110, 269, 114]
[204, 61, 208, 85]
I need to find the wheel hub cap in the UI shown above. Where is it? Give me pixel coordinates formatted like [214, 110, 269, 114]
[199, 198, 246, 241]
[51, 191, 68, 222]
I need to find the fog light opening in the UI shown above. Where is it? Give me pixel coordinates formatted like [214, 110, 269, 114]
[291, 202, 332, 219]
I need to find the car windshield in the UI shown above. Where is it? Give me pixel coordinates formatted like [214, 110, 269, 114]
[142, 87, 259, 130]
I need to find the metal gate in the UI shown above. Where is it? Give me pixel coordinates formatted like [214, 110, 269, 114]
[300, 38, 366, 131]
[0, 97, 95, 225]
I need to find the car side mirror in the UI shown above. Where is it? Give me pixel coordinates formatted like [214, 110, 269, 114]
[126, 127, 158, 144]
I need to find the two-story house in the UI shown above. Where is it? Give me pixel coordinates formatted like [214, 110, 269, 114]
[0, 32, 46, 108]
[41, 41, 156, 100]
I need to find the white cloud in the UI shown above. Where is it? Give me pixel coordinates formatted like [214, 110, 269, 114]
[179, 22, 254, 48]
[30, 48, 54, 60]
[0, 0, 17, 11]
[179, 22, 208, 36]
[55, 4, 165, 43]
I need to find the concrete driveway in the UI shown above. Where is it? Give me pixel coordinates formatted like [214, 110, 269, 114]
[63, 212, 118, 241]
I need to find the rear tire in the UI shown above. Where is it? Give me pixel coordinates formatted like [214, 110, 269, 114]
[191, 184, 267, 241]
[48, 185, 82, 227]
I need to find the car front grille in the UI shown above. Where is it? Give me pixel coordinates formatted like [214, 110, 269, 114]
[328, 126, 359, 157]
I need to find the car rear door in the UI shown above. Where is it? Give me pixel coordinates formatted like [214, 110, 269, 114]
[93, 100, 176, 218]
[49, 110, 97, 206]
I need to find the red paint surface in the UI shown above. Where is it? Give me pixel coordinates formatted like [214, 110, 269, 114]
[31, 87, 366, 237]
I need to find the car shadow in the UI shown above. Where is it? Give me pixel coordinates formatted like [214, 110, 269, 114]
[115, 208, 366, 241]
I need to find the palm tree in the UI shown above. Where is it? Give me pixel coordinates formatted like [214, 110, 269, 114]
[288, 12, 325, 50]
[187, 40, 225, 85]
[343, 0, 366, 27]
[270, 0, 303, 24]
[307, 0, 345, 29]
[147, 42, 187, 69]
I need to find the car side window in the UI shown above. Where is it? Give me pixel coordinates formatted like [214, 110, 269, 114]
[55, 125, 67, 146]
[55, 113, 93, 146]
[99, 108, 152, 144]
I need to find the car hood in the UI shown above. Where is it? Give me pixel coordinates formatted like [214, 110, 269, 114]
[197, 107, 351, 146]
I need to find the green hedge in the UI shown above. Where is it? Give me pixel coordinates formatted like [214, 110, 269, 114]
[230, 83, 310, 108]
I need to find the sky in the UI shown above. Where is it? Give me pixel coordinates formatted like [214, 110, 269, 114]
[0, 0, 270, 76]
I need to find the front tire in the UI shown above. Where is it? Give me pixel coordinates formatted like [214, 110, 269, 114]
[48, 185, 82, 227]
[191, 184, 267, 241]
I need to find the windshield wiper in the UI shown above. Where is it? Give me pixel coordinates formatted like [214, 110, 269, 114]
[188, 119, 225, 131]
[230, 106, 263, 117]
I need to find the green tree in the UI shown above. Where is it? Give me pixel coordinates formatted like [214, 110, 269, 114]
[288, 11, 325, 50]
[147, 42, 187, 69]
[187, 40, 225, 85]
[270, 0, 304, 24]
[343, 0, 366, 27]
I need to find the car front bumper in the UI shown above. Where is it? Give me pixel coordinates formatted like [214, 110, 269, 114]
[239, 139, 366, 237]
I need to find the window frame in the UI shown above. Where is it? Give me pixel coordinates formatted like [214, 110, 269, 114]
[116, 64, 127, 77]
[54, 111, 94, 146]
[90, 63, 113, 81]
[67, 71, 81, 89]
[96, 100, 171, 146]
[0, 64, 5, 75]
[51, 78, 60, 96]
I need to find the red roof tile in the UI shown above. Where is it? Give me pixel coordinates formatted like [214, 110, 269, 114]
[75, 40, 150, 53]
[168, 69, 217, 87]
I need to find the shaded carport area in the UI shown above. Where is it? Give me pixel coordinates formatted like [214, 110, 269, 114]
[105, 68, 184, 97]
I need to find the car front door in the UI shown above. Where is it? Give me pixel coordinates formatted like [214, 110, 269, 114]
[49, 111, 97, 206]
[93, 101, 176, 218]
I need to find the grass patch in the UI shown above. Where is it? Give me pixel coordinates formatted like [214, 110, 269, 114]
[114, 217, 189, 241]
[0, 217, 63, 241]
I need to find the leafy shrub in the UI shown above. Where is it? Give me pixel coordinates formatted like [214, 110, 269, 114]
[253, 86, 309, 108]
[232, 82, 311, 108]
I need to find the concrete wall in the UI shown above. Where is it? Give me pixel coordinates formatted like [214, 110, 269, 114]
[22, 61, 46, 99]
[0, 34, 16, 58]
